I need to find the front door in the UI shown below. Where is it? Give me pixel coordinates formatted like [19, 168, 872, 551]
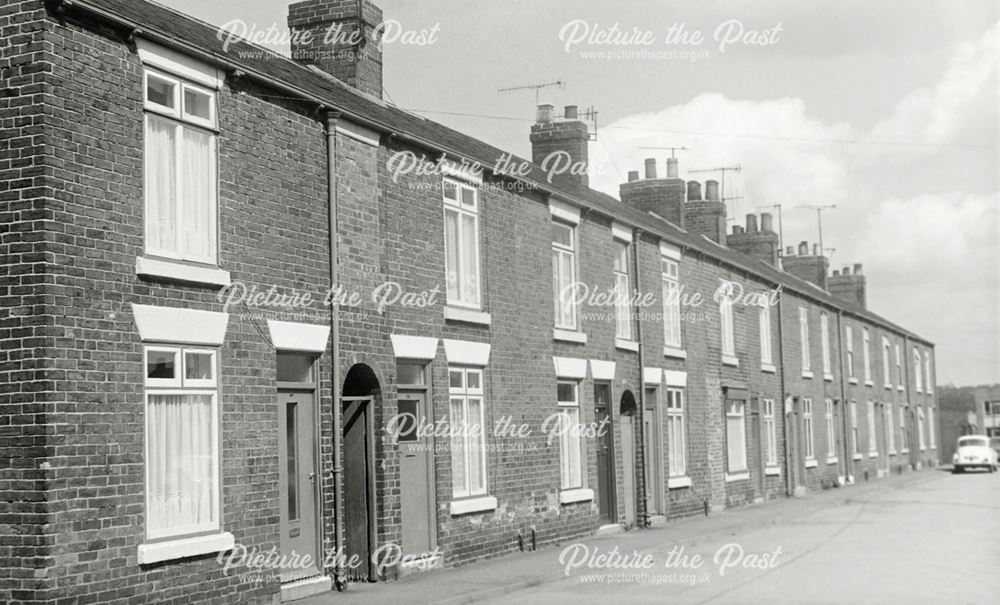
[643, 387, 662, 516]
[278, 390, 321, 582]
[343, 397, 375, 582]
[398, 390, 434, 555]
[594, 383, 616, 524]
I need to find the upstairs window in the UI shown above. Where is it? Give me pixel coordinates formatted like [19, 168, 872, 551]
[443, 179, 481, 308]
[759, 301, 773, 366]
[894, 343, 903, 388]
[552, 220, 578, 330]
[845, 326, 855, 379]
[720, 289, 736, 359]
[799, 307, 811, 373]
[862, 329, 872, 383]
[662, 257, 681, 348]
[143, 68, 218, 264]
[914, 349, 923, 392]
[923, 352, 933, 393]
[820, 313, 831, 376]
[613, 240, 632, 340]
[882, 337, 892, 388]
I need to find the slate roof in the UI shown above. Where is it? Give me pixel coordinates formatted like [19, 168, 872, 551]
[65, 0, 931, 345]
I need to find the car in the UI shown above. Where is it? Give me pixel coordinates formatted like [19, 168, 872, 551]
[952, 435, 999, 473]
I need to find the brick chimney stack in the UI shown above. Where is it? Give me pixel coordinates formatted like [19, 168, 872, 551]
[828, 263, 867, 308]
[619, 158, 686, 228]
[782, 240, 829, 289]
[727, 212, 779, 265]
[288, 0, 384, 98]
[684, 179, 726, 244]
[530, 104, 591, 188]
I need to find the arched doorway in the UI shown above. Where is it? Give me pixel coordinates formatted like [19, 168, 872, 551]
[619, 390, 637, 528]
[342, 364, 381, 582]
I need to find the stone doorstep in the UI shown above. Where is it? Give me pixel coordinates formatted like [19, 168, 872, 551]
[595, 523, 624, 537]
[281, 575, 332, 602]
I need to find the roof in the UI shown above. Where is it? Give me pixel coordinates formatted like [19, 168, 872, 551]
[64, 0, 932, 346]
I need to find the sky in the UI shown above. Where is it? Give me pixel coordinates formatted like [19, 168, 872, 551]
[159, 0, 999, 386]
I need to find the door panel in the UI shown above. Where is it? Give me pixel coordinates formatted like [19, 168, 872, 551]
[643, 388, 661, 516]
[399, 393, 434, 554]
[620, 418, 636, 527]
[278, 390, 320, 582]
[343, 399, 374, 582]
[594, 383, 615, 524]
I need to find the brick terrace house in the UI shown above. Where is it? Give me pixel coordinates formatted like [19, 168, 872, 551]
[1, 0, 940, 603]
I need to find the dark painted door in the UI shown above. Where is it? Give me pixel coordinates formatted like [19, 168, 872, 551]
[343, 398, 374, 582]
[594, 383, 615, 524]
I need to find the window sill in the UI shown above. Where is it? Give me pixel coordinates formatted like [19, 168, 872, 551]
[615, 338, 639, 353]
[559, 488, 594, 504]
[823, 373, 834, 382]
[137, 531, 234, 565]
[764, 466, 781, 476]
[722, 355, 740, 367]
[725, 471, 749, 482]
[801, 370, 814, 379]
[663, 346, 687, 360]
[761, 362, 776, 374]
[897, 386, 904, 392]
[864, 380, 874, 387]
[920, 447, 926, 452]
[900, 448, 910, 454]
[916, 388, 923, 394]
[826, 456, 839, 465]
[868, 451, 878, 458]
[136, 256, 231, 288]
[884, 384, 893, 390]
[805, 458, 818, 468]
[444, 306, 492, 326]
[553, 328, 587, 344]
[667, 476, 692, 489]
[449, 495, 498, 516]
[888, 450, 897, 455]
[852, 453, 863, 461]
[848, 377, 859, 385]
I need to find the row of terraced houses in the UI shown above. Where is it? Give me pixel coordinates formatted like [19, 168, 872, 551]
[1, 0, 940, 603]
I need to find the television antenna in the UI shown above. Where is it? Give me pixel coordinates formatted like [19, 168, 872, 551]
[498, 78, 567, 107]
[756, 203, 785, 254]
[795, 205, 837, 258]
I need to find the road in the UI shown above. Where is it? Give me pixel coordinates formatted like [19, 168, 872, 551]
[479, 469, 1000, 605]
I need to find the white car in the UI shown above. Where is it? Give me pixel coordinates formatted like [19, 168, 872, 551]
[952, 436, 998, 473]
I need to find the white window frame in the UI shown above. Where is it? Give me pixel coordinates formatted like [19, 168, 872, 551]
[803, 398, 815, 461]
[867, 400, 877, 454]
[845, 325, 855, 380]
[850, 401, 860, 456]
[759, 301, 773, 366]
[862, 328, 872, 384]
[918, 407, 926, 451]
[557, 380, 584, 490]
[666, 388, 686, 478]
[143, 344, 221, 541]
[885, 404, 896, 453]
[914, 349, 923, 392]
[143, 67, 219, 265]
[443, 178, 482, 309]
[820, 313, 831, 378]
[762, 398, 778, 467]
[613, 240, 632, 340]
[799, 307, 811, 375]
[449, 366, 488, 498]
[662, 257, 682, 348]
[927, 407, 936, 448]
[894, 343, 903, 389]
[824, 398, 836, 458]
[552, 219, 578, 330]
[882, 337, 892, 388]
[923, 351, 933, 394]
[899, 405, 909, 453]
[720, 288, 736, 362]
[725, 399, 747, 473]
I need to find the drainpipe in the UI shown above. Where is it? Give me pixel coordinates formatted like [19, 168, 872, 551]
[902, 333, 912, 469]
[632, 228, 648, 527]
[326, 111, 347, 592]
[836, 311, 850, 481]
[776, 289, 792, 497]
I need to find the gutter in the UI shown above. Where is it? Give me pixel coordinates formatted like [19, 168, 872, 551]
[325, 112, 347, 592]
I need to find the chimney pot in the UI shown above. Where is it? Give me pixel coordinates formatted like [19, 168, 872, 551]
[564, 105, 578, 120]
[666, 157, 679, 179]
[746, 214, 758, 233]
[705, 180, 720, 202]
[627, 170, 639, 182]
[854, 263, 863, 275]
[786, 245, 795, 256]
[733, 225, 744, 234]
[833, 270, 840, 277]
[842, 266, 851, 275]
[644, 158, 657, 179]
[798, 241, 809, 256]
[813, 243, 821, 256]
[760, 212, 773, 232]
[536, 104, 554, 123]
[687, 180, 702, 200]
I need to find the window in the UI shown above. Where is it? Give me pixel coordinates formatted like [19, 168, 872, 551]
[143, 69, 218, 263]
[552, 220, 577, 330]
[899, 406, 908, 452]
[918, 408, 926, 451]
[666, 388, 685, 477]
[725, 399, 747, 473]
[928, 407, 936, 448]
[662, 257, 681, 348]
[867, 401, 877, 454]
[396, 362, 427, 444]
[443, 179, 481, 308]
[850, 401, 860, 455]
[923, 352, 933, 393]
[762, 399, 777, 467]
[862, 329, 872, 383]
[720, 288, 735, 360]
[449, 367, 487, 498]
[759, 301, 773, 366]
[845, 326, 855, 379]
[913, 349, 923, 392]
[885, 404, 895, 453]
[613, 240, 632, 340]
[144, 345, 220, 540]
[825, 398, 836, 457]
[820, 313, 831, 377]
[894, 343, 902, 388]
[882, 338, 891, 388]
[799, 307, 811, 373]
[803, 398, 815, 461]
[557, 381, 583, 489]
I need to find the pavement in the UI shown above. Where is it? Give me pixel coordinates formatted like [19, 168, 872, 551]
[299, 468, 1000, 605]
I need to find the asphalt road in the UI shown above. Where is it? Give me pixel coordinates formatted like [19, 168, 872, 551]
[480, 468, 1000, 605]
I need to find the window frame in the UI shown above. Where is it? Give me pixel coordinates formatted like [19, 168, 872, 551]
[443, 178, 483, 310]
[613, 239, 632, 340]
[759, 300, 773, 366]
[867, 400, 877, 454]
[725, 399, 747, 473]
[557, 380, 584, 490]
[799, 307, 811, 372]
[762, 398, 778, 467]
[720, 290, 736, 358]
[661, 257, 682, 348]
[820, 313, 831, 376]
[666, 388, 686, 478]
[551, 219, 579, 330]
[845, 326, 855, 379]
[803, 398, 815, 461]
[448, 366, 488, 499]
[824, 398, 836, 457]
[882, 337, 892, 388]
[862, 328, 872, 383]
[850, 401, 860, 455]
